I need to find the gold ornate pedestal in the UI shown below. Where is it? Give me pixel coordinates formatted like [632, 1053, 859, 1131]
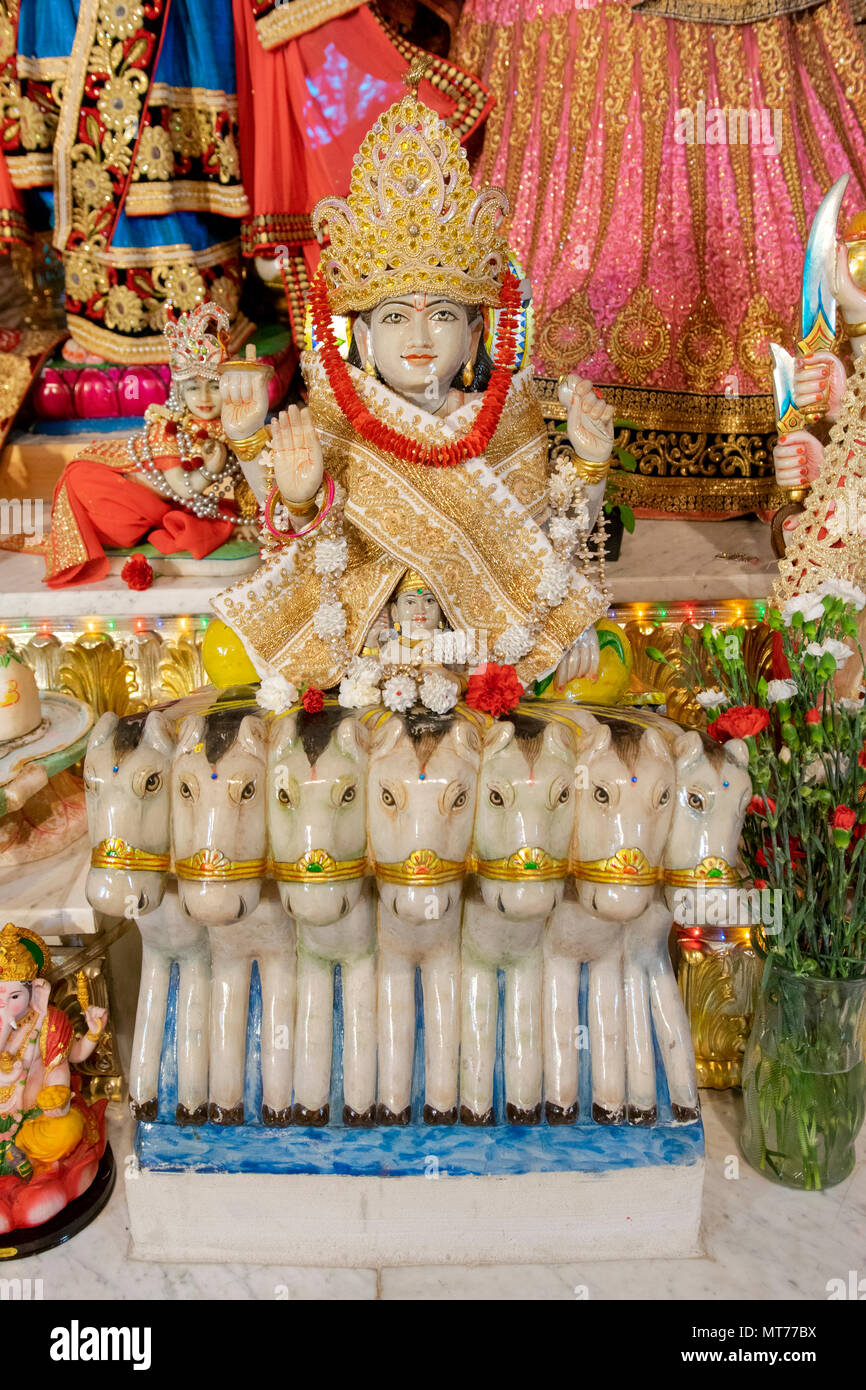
[676, 927, 762, 1089]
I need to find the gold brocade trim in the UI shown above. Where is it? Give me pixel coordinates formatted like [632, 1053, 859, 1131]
[174, 850, 268, 882]
[795, 9, 860, 187]
[753, 18, 806, 243]
[572, 848, 661, 885]
[612, 470, 786, 514]
[814, 0, 866, 139]
[503, 15, 544, 218]
[373, 849, 467, 886]
[98, 237, 241, 270]
[148, 84, 239, 113]
[586, 2, 633, 287]
[271, 850, 369, 883]
[90, 839, 171, 873]
[256, 0, 364, 48]
[125, 180, 251, 219]
[0, 207, 29, 245]
[241, 213, 314, 254]
[13, 54, 68, 80]
[65, 312, 255, 365]
[527, 9, 569, 267]
[470, 847, 569, 881]
[634, 0, 822, 19]
[534, 378, 776, 433]
[714, 25, 757, 295]
[7, 152, 52, 187]
[472, 21, 511, 189]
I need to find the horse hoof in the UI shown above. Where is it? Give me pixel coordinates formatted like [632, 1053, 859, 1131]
[592, 1102, 625, 1126]
[129, 1097, 157, 1122]
[423, 1104, 457, 1126]
[545, 1100, 578, 1125]
[376, 1104, 411, 1126]
[208, 1101, 245, 1126]
[506, 1102, 542, 1126]
[627, 1104, 657, 1127]
[343, 1104, 376, 1128]
[262, 1104, 293, 1127]
[175, 1103, 208, 1127]
[293, 1103, 329, 1127]
[459, 1105, 495, 1127]
[672, 1102, 701, 1124]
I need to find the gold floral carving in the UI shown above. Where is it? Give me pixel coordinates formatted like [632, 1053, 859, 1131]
[677, 942, 758, 1089]
[158, 635, 205, 699]
[58, 635, 143, 717]
[609, 287, 670, 384]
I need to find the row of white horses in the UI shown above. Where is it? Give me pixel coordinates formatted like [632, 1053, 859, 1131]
[84, 696, 751, 1130]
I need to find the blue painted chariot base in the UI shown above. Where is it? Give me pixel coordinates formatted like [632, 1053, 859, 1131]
[136, 962, 704, 1179]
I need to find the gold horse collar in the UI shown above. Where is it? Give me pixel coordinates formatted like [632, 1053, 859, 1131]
[662, 857, 740, 887]
[90, 838, 171, 872]
[572, 847, 661, 886]
[271, 850, 369, 883]
[174, 849, 268, 882]
[469, 847, 568, 881]
[373, 849, 467, 886]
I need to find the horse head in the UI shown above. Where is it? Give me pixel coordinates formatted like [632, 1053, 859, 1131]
[663, 731, 751, 914]
[268, 704, 369, 926]
[368, 706, 482, 926]
[85, 709, 175, 917]
[172, 704, 268, 926]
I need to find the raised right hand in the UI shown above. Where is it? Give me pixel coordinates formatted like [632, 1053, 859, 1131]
[792, 351, 846, 422]
[773, 429, 824, 490]
[271, 405, 324, 507]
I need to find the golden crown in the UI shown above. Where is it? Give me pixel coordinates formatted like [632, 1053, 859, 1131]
[0, 923, 50, 982]
[312, 93, 510, 314]
[165, 301, 229, 382]
[394, 568, 432, 598]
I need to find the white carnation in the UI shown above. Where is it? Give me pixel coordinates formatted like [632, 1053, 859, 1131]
[766, 678, 797, 704]
[257, 674, 299, 714]
[420, 671, 459, 714]
[494, 623, 533, 664]
[548, 514, 581, 548]
[382, 674, 418, 712]
[813, 578, 866, 611]
[313, 600, 347, 640]
[339, 675, 380, 708]
[537, 558, 572, 607]
[695, 688, 730, 709]
[781, 594, 825, 626]
[836, 695, 865, 712]
[805, 638, 852, 666]
[314, 535, 348, 575]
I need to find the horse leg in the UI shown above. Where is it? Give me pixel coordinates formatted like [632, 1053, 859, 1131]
[588, 949, 626, 1124]
[207, 948, 250, 1124]
[421, 939, 460, 1124]
[292, 946, 333, 1125]
[459, 951, 496, 1125]
[649, 956, 700, 1121]
[174, 941, 210, 1125]
[505, 949, 543, 1124]
[543, 948, 580, 1122]
[341, 951, 377, 1125]
[624, 948, 657, 1124]
[129, 940, 169, 1121]
[259, 947, 296, 1127]
[376, 947, 414, 1125]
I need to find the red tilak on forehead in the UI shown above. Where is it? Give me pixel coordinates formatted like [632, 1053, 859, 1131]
[413, 293, 427, 312]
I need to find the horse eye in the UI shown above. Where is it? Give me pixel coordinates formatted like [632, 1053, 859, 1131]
[688, 791, 704, 811]
[179, 782, 192, 800]
[488, 788, 504, 806]
[659, 788, 670, 807]
[277, 787, 290, 806]
[558, 786, 571, 803]
[241, 781, 256, 801]
[381, 787, 396, 807]
[593, 786, 609, 805]
[144, 772, 162, 793]
[453, 790, 467, 810]
[341, 785, 356, 804]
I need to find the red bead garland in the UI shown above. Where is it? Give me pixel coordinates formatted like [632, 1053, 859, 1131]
[310, 269, 522, 468]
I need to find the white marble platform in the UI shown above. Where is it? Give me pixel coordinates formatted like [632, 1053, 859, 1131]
[0, 517, 778, 620]
[5, 1090, 862, 1298]
[0, 834, 96, 935]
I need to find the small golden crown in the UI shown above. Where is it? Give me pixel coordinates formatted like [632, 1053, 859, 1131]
[0, 923, 50, 983]
[394, 569, 432, 598]
[165, 301, 229, 382]
[313, 94, 510, 314]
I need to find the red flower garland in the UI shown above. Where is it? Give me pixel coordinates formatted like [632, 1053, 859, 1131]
[310, 269, 522, 468]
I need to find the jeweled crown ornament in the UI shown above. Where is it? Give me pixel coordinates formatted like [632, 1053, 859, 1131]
[0, 922, 50, 982]
[313, 63, 509, 313]
[164, 301, 230, 381]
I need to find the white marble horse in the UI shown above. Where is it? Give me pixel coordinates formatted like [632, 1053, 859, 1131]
[460, 712, 576, 1125]
[544, 718, 675, 1125]
[84, 710, 211, 1125]
[368, 708, 482, 1125]
[172, 706, 296, 1125]
[268, 707, 377, 1126]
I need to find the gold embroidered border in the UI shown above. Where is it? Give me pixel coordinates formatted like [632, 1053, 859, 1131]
[753, 17, 806, 243]
[527, 9, 569, 267]
[6, 152, 52, 187]
[97, 236, 241, 270]
[256, 0, 364, 48]
[634, 0, 822, 18]
[66, 311, 254, 364]
[125, 180, 251, 218]
[14, 55, 68, 80]
[241, 213, 313, 254]
[148, 83, 239, 114]
[534, 378, 776, 433]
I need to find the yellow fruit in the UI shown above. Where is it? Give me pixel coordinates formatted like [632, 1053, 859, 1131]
[538, 620, 633, 706]
[202, 619, 258, 687]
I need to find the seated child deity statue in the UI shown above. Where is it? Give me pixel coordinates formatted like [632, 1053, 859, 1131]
[212, 76, 616, 713]
[44, 304, 259, 588]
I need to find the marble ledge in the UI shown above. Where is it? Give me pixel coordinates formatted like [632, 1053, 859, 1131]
[0, 517, 779, 621]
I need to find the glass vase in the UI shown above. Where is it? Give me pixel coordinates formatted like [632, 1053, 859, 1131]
[741, 958, 866, 1190]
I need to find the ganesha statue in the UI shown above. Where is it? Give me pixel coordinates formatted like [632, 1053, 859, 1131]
[0, 923, 111, 1239]
[43, 303, 259, 588]
[211, 71, 616, 713]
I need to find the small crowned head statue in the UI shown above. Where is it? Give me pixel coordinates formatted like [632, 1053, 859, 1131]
[164, 301, 230, 422]
[390, 569, 444, 637]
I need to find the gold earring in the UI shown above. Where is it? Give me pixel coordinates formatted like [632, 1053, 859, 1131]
[462, 360, 474, 388]
[365, 358, 376, 377]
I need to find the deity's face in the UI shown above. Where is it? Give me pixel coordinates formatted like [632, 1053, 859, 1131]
[179, 377, 222, 420]
[355, 296, 482, 408]
[391, 588, 442, 636]
[0, 981, 30, 1027]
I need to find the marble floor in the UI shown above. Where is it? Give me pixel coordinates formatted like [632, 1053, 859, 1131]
[8, 1090, 864, 1301]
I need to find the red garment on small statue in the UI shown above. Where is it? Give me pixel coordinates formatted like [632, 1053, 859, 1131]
[148, 506, 234, 559]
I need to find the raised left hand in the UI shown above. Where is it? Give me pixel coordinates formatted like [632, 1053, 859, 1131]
[84, 1006, 107, 1037]
[220, 369, 271, 443]
[561, 375, 615, 464]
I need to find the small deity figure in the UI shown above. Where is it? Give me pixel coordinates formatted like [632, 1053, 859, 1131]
[43, 303, 258, 588]
[213, 75, 616, 712]
[0, 924, 106, 1182]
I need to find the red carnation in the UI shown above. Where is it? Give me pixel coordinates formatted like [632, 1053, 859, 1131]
[770, 631, 791, 680]
[302, 687, 324, 713]
[832, 805, 856, 831]
[754, 878, 768, 890]
[121, 554, 154, 591]
[181, 455, 204, 472]
[465, 663, 523, 718]
[707, 704, 769, 743]
[747, 795, 776, 817]
[805, 707, 822, 725]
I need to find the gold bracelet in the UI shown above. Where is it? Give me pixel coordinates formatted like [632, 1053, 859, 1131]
[86, 1029, 102, 1042]
[572, 455, 610, 485]
[846, 319, 866, 339]
[232, 426, 272, 462]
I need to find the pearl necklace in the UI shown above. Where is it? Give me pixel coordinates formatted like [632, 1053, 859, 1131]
[129, 415, 243, 521]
